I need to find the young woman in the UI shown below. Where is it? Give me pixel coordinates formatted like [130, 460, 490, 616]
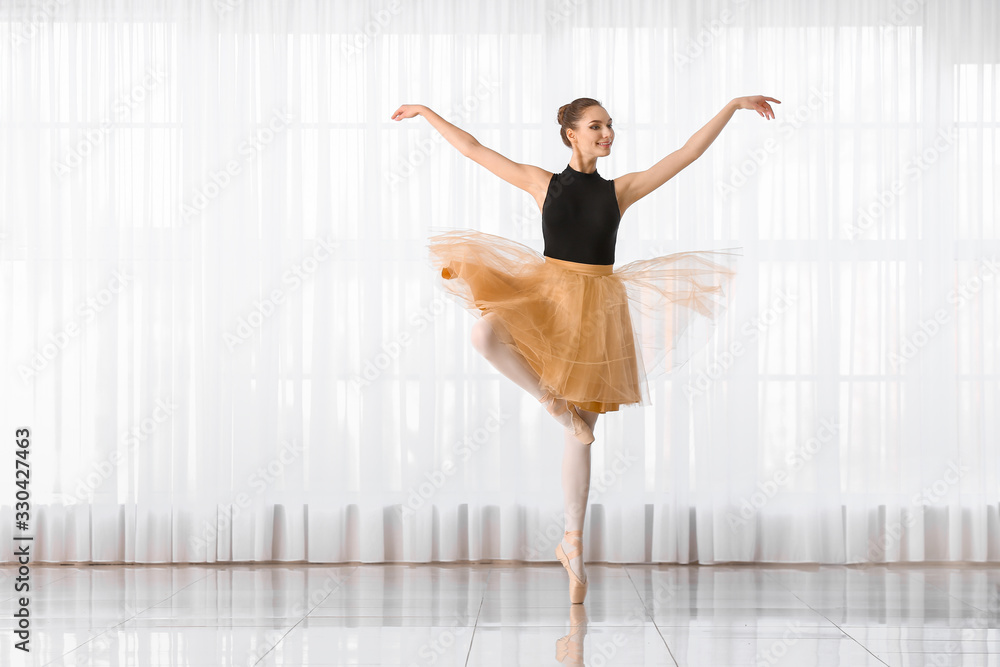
[390, 95, 779, 604]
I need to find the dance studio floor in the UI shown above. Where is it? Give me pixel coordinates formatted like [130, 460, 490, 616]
[0, 562, 997, 666]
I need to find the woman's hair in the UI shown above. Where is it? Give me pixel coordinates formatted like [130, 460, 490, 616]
[557, 97, 603, 148]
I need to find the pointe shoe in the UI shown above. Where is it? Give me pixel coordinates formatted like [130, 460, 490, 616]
[539, 392, 595, 445]
[555, 529, 588, 604]
[555, 603, 588, 664]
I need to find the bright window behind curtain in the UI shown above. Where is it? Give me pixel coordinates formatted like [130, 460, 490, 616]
[0, 0, 997, 565]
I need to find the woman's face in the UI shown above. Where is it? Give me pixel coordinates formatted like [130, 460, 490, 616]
[571, 106, 614, 154]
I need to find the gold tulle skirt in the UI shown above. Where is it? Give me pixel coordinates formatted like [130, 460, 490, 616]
[428, 229, 742, 414]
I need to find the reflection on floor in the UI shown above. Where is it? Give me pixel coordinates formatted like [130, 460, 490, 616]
[0, 562, 997, 666]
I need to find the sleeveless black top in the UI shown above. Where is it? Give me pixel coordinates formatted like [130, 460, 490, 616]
[542, 164, 621, 265]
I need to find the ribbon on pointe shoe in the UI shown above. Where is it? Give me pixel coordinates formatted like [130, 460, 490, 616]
[555, 529, 588, 604]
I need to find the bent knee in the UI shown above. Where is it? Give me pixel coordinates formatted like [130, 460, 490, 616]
[470, 315, 500, 355]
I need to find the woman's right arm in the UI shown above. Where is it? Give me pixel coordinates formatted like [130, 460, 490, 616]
[390, 104, 477, 155]
[390, 104, 549, 197]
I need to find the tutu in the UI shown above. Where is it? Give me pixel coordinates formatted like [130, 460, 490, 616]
[427, 229, 742, 414]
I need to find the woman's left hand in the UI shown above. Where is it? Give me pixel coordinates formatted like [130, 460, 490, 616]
[733, 95, 781, 120]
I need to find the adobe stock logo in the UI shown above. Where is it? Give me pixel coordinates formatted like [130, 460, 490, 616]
[17, 271, 132, 383]
[726, 418, 839, 532]
[399, 409, 511, 519]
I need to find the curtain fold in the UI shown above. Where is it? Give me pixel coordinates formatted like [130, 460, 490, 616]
[0, 0, 997, 564]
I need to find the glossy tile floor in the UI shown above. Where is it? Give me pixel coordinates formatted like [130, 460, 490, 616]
[0, 562, 998, 666]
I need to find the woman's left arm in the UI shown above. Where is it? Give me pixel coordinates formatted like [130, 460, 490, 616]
[685, 95, 780, 157]
[617, 95, 780, 214]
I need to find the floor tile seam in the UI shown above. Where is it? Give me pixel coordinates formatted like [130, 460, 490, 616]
[761, 569, 893, 666]
[622, 564, 681, 667]
[39, 569, 221, 667]
[463, 567, 491, 667]
[250, 565, 360, 665]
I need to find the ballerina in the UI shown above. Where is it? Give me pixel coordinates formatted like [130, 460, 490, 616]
[391, 94, 778, 603]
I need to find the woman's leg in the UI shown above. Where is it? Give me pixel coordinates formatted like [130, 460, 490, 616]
[471, 313, 599, 579]
[470, 312, 593, 443]
[561, 406, 599, 583]
[469, 312, 547, 401]
[472, 313, 545, 401]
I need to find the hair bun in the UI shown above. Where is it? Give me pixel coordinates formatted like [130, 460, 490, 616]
[555, 97, 602, 149]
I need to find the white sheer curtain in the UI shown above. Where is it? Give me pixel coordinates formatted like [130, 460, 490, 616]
[1, 0, 997, 565]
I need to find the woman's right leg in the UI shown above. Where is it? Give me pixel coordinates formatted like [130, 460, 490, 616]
[469, 312, 547, 401]
[470, 312, 593, 443]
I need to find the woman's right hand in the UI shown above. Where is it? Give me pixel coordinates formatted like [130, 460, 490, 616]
[390, 104, 424, 121]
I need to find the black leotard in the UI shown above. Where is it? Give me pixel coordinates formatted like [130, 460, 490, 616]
[541, 163, 621, 265]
